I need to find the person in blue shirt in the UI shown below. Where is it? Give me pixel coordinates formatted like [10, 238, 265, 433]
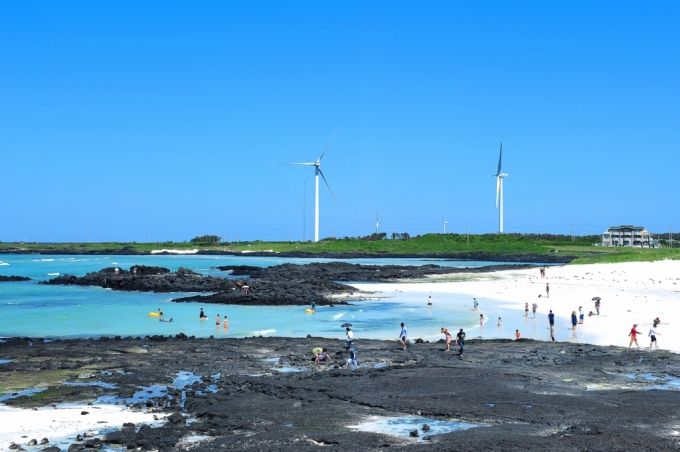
[399, 323, 408, 350]
[345, 348, 358, 369]
[548, 310, 555, 327]
[311, 301, 316, 311]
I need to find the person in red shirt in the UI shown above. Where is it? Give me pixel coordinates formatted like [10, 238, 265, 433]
[629, 324, 641, 348]
[515, 330, 521, 340]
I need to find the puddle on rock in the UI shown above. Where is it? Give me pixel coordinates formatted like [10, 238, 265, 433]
[65, 381, 118, 390]
[271, 366, 307, 373]
[172, 371, 203, 389]
[0, 359, 12, 364]
[623, 373, 680, 390]
[373, 363, 388, 369]
[97, 385, 169, 406]
[263, 358, 280, 362]
[350, 416, 486, 441]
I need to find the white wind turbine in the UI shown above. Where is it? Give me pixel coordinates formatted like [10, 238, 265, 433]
[285, 128, 340, 242]
[492, 143, 508, 234]
[442, 215, 448, 234]
[375, 214, 380, 234]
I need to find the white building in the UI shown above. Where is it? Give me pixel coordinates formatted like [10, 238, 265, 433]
[601, 225, 655, 247]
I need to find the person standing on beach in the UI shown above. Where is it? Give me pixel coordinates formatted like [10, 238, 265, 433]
[548, 310, 555, 328]
[595, 299, 601, 315]
[473, 298, 478, 311]
[629, 324, 641, 348]
[455, 328, 465, 357]
[578, 306, 584, 324]
[532, 303, 538, 319]
[497, 317, 502, 327]
[441, 327, 452, 351]
[399, 323, 408, 350]
[571, 311, 577, 330]
[346, 327, 354, 349]
[525, 303, 529, 317]
[546, 283, 550, 298]
[515, 330, 521, 339]
[649, 327, 660, 347]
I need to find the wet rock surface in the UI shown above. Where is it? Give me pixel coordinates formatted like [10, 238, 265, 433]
[0, 275, 31, 282]
[1, 336, 679, 451]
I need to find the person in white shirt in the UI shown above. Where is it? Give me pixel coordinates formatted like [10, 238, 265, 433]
[649, 327, 660, 347]
[346, 328, 354, 349]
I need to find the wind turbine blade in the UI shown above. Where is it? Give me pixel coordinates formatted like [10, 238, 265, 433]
[317, 168, 336, 204]
[495, 177, 500, 208]
[497, 142, 503, 175]
[318, 127, 342, 161]
[279, 162, 316, 166]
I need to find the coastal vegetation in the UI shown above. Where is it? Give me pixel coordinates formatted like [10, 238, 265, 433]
[2, 233, 679, 264]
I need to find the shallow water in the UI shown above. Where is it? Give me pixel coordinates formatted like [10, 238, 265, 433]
[0, 254, 532, 340]
[623, 373, 680, 390]
[351, 416, 485, 440]
[0, 388, 46, 402]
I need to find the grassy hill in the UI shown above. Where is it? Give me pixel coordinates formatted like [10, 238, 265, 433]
[2, 233, 679, 264]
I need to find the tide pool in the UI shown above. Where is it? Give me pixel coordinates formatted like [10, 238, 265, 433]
[0, 254, 531, 340]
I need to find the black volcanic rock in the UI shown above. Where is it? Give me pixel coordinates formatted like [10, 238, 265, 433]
[0, 275, 31, 282]
[214, 261, 535, 282]
[41, 266, 237, 293]
[2, 337, 679, 451]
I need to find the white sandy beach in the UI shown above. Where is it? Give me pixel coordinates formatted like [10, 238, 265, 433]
[352, 260, 680, 352]
[0, 403, 163, 451]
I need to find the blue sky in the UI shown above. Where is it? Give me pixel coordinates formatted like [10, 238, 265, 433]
[1, 2, 679, 242]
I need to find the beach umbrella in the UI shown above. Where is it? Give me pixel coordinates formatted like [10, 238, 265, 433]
[341, 323, 353, 328]
[592, 297, 601, 301]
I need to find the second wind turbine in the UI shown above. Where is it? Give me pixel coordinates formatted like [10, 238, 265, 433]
[285, 128, 340, 242]
[492, 143, 508, 234]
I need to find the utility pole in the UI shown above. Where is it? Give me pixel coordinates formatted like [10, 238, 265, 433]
[303, 181, 306, 242]
[237, 232, 239, 244]
[570, 224, 575, 242]
[467, 223, 470, 245]
[332, 227, 335, 241]
[670, 226, 673, 251]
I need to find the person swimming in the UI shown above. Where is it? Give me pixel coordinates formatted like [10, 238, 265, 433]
[199, 308, 207, 319]
[160, 318, 174, 323]
[158, 308, 163, 316]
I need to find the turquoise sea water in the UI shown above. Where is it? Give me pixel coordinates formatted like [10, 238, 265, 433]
[0, 254, 532, 340]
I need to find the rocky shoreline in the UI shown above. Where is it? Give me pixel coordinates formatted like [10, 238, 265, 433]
[40, 262, 537, 307]
[1, 336, 678, 451]
[0, 275, 31, 282]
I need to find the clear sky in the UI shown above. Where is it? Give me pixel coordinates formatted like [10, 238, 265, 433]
[1, 2, 679, 242]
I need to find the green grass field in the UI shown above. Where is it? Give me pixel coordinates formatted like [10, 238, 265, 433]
[1, 233, 678, 265]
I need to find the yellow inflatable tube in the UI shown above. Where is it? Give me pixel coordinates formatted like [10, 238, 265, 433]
[149, 312, 161, 317]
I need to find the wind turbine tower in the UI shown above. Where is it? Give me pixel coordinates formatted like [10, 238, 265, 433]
[285, 128, 340, 242]
[375, 214, 380, 234]
[492, 143, 508, 234]
[442, 215, 448, 234]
